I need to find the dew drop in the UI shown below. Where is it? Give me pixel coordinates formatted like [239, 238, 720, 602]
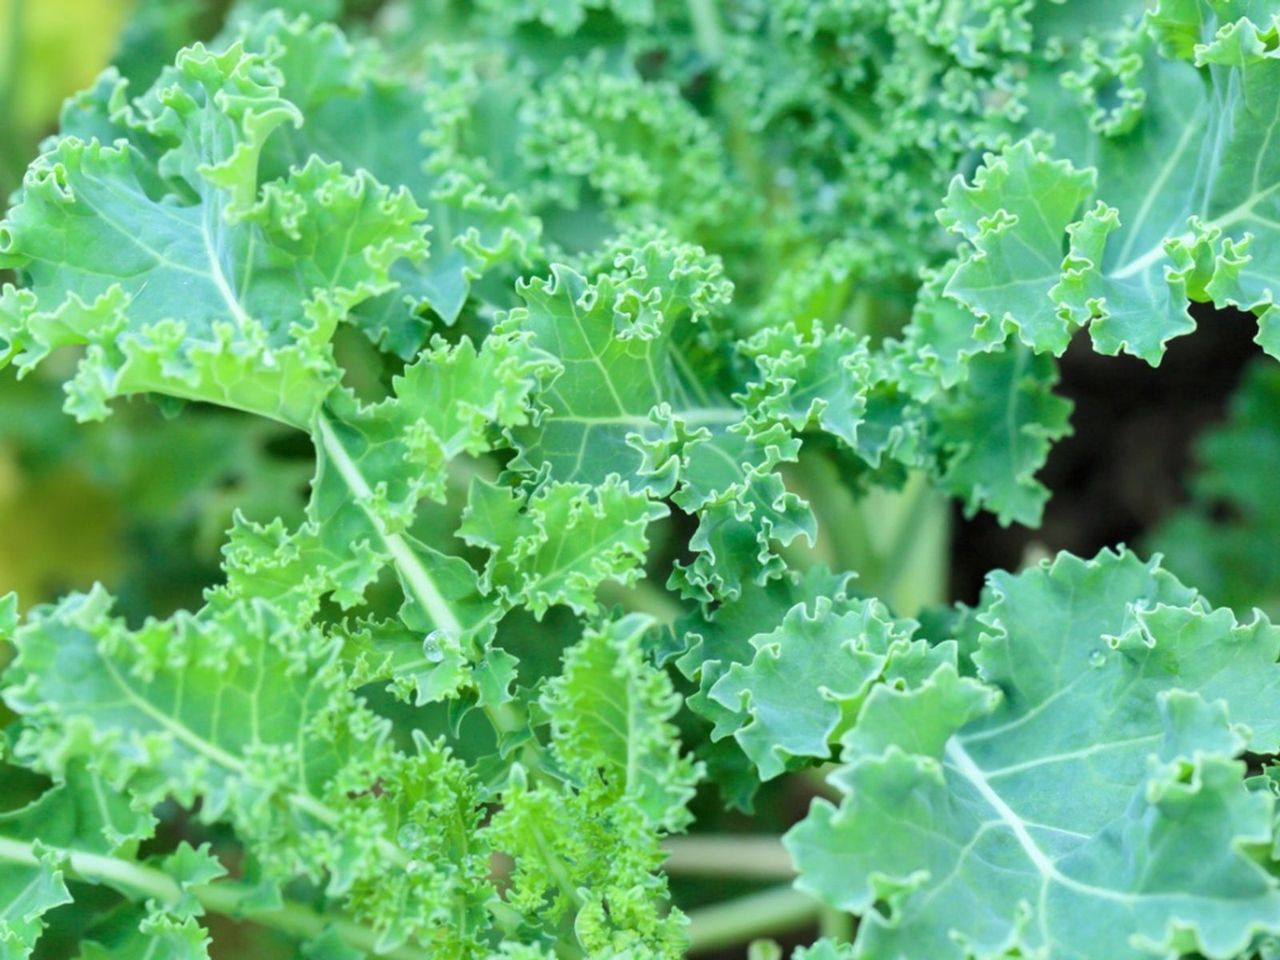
[397, 822, 425, 851]
[1088, 650, 1107, 668]
[421, 630, 449, 663]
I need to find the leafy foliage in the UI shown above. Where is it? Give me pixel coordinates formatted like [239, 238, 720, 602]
[788, 550, 1280, 960]
[2, 1, 1280, 958]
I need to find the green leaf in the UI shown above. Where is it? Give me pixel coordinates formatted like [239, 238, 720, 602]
[542, 614, 702, 833]
[76, 915, 211, 960]
[791, 940, 856, 960]
[951, 9, 1280, 362]
[0, 42, 427, 425]
[519, 62, 742, 243]
[1, 588, 495, 952]
[707, 597, 925, 780]
[928, 343, 1073, 527]
[502, 238, 735, 492]
[675, 566, 857, 732]
[291, 329, 552, 616]
[671, 423, 816, 602]
[0, 762, 153, 958]
[737, 321, 870, 449]
[0, 843, 70, 960]
[460, 477, 668, 619]
[787, 549, 1280, 960]
[939, 140, 1096, 356]
[894, 267, 1008, 400]
[239, 13, 541, 351]
[475, 0, 654, 35]
[481, 619, 699, 954]
[162, 843, 228, 919]
[486, 766, 688, 957]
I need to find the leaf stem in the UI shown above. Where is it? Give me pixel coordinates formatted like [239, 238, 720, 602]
[687, 0, 724, 64]
[661, 835, 795, 878]
[685, 884, 821, 954]
[315, 411, 461, 636]
[819, 902, 854, 942]
[597, 578, 684, 625]
[0, 836, 426, 959]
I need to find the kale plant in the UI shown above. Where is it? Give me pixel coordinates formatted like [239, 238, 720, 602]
[3, 1, 1280, 958]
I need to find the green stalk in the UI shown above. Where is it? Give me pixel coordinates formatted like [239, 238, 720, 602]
[0, 836, 425, 960]
[790, 452, 950, 617]
[686, 884, 822, 955]
[315, 412, 461, 637]
[687, 0, 724, 64]
[662, 835, 795, 878]
[597, 577, 685, 625]
[818, 903, 854, 943]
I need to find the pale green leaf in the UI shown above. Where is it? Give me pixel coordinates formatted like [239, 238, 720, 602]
[707, 597, 924, 781]
[788, 549, 1280, 960]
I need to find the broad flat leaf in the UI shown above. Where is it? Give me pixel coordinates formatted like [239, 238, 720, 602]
[0, 43, 427, 425]
[788, 549, 1280, 960]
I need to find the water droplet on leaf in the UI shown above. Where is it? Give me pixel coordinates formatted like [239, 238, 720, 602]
[421, 630, 449, 663]
[398, 822, 425, 850]
[1088, 650, 1107, 668]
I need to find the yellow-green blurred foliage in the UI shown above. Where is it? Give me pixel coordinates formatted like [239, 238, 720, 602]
[0, 444, 122, 601]
[0, 0, 132, 133]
